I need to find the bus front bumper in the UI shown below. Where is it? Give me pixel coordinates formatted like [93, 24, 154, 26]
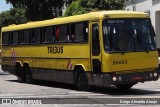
[103, 70, 159, 86]
[88, 69, 159, 86]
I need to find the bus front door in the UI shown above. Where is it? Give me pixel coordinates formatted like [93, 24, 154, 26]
[91, 22, 103, 85]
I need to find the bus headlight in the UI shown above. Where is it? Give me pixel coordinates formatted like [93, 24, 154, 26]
[150, 73, 153, 78]
[118, 76, 122, 81]
[154, 73, 158, 77]
[112, 77, 117, 82]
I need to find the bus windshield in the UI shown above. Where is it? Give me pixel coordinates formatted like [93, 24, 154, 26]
[103, 18, 156, 53]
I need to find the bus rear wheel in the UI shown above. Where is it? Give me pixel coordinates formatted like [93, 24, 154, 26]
[24, 65, 33, 84]
[116, 84, 134, 90]
[16, 63, 25, 83]
[74, 68, 91, 91]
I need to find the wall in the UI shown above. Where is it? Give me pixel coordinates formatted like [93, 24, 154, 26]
[125, 0, 152, 12]
[153, 0, 160, 5]
[151, 4, 160, 48]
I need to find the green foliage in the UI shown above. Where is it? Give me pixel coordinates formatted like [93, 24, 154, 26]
[64, 0, 86, 16]
[6, 0, 64, 21]
[65, 0, 125, 16]
[0, 8, 27, 27]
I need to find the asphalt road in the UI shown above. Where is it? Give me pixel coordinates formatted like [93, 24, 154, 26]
[1, 67, 160, 107]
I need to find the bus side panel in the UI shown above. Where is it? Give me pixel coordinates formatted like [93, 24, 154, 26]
[1, 46, 16, 75]
[11, 44, 91, 84]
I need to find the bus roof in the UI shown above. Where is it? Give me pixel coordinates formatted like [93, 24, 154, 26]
[2, 10, 149, 32]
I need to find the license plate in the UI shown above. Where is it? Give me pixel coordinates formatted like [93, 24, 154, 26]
[132, 76, 142, 80]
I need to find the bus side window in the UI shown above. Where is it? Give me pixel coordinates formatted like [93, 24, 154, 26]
[12, 31, 19, 45]
[19, 31, 24, 44]
[20, 30, 30, 44]
[44, 27, 54, 43]
[53, 27, 56, 42]
[56, 26, 59, 42]
[71, 24, 75, 42]
[83, 23, 88, 41]
[67, 25, 70, 42]
[74, 22, 88, 42]
[33, 28, 41, 44]
[59, 25, 67, 42]
[24, 30, 31, 44]
[2, 32, 9, 46]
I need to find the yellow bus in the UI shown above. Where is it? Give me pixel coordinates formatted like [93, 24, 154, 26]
[1, 11, 159, 90]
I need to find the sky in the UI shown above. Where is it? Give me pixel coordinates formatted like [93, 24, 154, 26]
[0, 0, 12, 13]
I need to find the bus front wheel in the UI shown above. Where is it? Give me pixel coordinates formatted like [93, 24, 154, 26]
[74, 68, 91, 91]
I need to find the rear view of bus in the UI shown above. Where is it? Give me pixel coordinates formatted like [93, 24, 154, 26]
[99, 11, 159, 89]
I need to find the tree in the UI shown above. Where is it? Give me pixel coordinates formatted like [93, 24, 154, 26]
[64, 0, 86, 16]
[0, 8, 27, 28]
[6, 0, 64, 21]
[65, 0, 125, 16]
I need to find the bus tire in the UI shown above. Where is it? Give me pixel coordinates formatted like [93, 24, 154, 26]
[16, 63, 25, 83]
[74, 67, 91, 91]
[24, 64, 33, 84]
[116, 84, 134, 90]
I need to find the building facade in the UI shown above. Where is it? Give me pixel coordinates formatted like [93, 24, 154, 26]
[125, 0, 160, 48]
